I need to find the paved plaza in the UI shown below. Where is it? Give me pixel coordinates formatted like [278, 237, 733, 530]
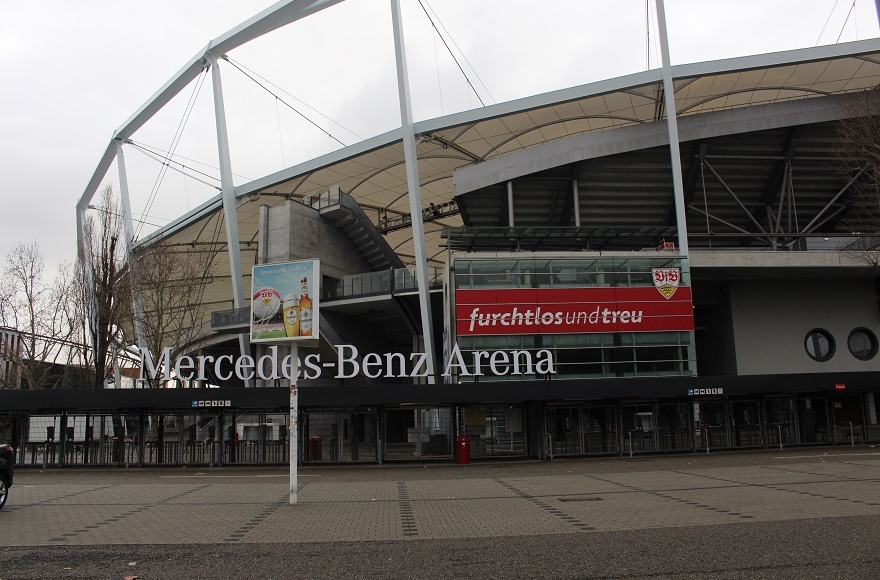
[3, 448, 880, 578]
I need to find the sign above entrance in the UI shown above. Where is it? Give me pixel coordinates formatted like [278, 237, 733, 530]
[139, 343, 553, 382]
[455, 286, 694, 336]
[251, 259, 320, 343]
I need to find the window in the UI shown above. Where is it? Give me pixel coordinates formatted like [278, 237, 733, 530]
[804, 329, 835, 362]
[454, 256, 688, 289]
[847, 328, 878, 361]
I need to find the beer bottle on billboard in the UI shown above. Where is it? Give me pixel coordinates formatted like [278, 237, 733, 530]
[299, 277, 312, 337]
[283, 292, 300, 337]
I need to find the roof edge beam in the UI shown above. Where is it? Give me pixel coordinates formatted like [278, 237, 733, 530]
[76, 0, 345, 212]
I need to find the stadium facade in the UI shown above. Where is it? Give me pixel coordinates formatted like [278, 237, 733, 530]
[5, 0, 880, 466]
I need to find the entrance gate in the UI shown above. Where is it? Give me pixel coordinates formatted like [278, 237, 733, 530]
[545, 405, 619, 457]
[304, 410, 378, 463]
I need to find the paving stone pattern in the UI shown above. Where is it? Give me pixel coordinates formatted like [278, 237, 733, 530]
[4, 450, 880, 546]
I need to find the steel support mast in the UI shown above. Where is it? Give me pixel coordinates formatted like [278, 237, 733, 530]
[208, 53, 253, 387]
[390, 0, 437, 383]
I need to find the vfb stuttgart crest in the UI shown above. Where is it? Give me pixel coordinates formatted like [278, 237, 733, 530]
[652, 268, 680, 299]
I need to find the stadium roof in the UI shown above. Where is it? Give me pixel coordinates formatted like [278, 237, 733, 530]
[77, 0, 880, 314]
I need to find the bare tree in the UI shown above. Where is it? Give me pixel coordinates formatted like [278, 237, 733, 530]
[132, 242, 217, 388]
[63, 260, 99, 388]
[81, 184, 131, 388]
[836, 89, 880, 266]
[0, 243, 78, 388]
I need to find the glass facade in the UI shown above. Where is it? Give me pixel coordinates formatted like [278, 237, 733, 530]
[451, 255, 696, 380]
[8, 391, 880, 467]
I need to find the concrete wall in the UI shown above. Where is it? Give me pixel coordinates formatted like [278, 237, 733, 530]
[262, 201, 371, 280]
[255, 201, 385, 387]
[729, 278, 880, 375]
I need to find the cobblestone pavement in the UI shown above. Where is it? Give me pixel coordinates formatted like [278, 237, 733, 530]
[4, 448, 880, 546]
[3, 448, 880, 579]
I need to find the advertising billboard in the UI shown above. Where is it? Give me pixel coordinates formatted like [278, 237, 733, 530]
[251, 259, 320, 343]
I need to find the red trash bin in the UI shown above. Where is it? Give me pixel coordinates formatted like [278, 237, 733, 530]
[455, 435, 470, 465]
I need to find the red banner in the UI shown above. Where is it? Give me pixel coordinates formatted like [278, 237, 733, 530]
[455, 287, 693, 336]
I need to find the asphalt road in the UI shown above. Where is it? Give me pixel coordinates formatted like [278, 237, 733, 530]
[4, 517, 880, 580]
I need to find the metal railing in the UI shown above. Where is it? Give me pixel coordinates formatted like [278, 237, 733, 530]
[211, 267, 444, 330]
[769, 423, 784, 450]
[836, 421, 855, 446]
[211, 307, 250, 330]
[322, 267, 443, 301]
[694, 426, 710, 454]
[301, 187, 342, 210]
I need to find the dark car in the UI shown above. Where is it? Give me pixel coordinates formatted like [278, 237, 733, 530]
[0, 443, 12, 510]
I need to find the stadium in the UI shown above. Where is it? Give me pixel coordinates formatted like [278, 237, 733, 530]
[4, 0, 880, 466]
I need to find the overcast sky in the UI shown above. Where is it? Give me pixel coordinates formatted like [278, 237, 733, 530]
[1, 0, 879, 272]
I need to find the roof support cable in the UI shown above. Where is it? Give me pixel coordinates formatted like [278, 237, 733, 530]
[423, 0, 494, 103]
[223, 56, 363, 142]
[836, 1, 858, 43]
[432, 21, 444, 114]
[84, 203, 165, 231]
[136, 66, 208, 240]
[221, 56, 348, 149]
[125, 139, 252, 182]
[816, 0, 842, 45]
[415, 0, 489, 107]
[127, 140, 222, 184]
[276, 97, 286, 168]
[421, 0, 494, 104]
[645, 0, 650, 70]
[645, 0, 660, 70]
[188, 210, 225, 326]
[126, 142, 222, 191]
